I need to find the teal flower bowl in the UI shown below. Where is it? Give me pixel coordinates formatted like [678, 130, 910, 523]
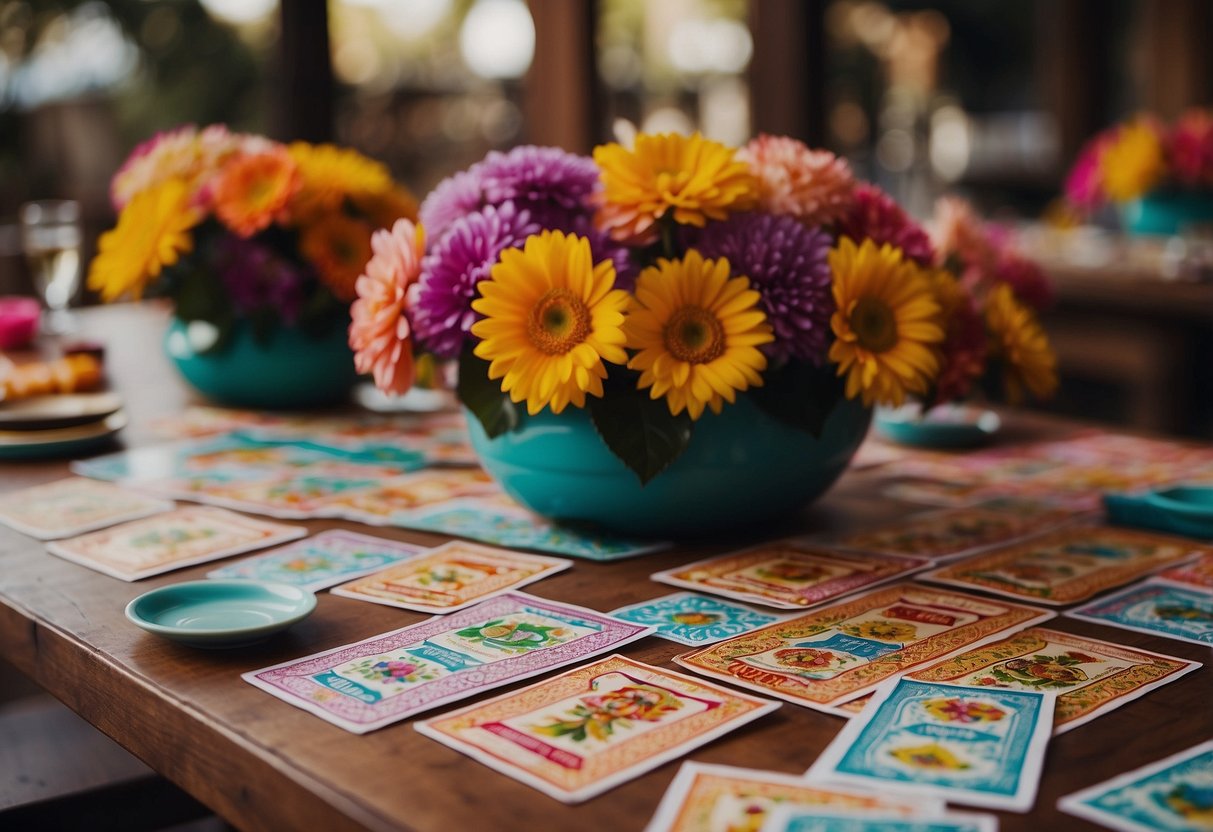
[164, 317, 359, 410]
[465, 394, 871, 538]
[1122, 189, 1213, 237]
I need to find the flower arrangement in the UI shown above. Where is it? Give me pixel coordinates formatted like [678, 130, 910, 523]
[88, 124, 418, 348]
[353, 133, 1056, 482]
[1065, 109, 1213, 212]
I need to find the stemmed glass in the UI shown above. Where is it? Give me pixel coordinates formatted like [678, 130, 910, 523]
[19, 200, 83, 335]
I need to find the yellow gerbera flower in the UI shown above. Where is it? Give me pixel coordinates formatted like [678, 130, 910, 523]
[87, 178, 201, 302]
[828, 237, 944, 407]
[470, 231, 629, 415]
[624, 251, 773, 420]
[1100, 119, 1165, 202]
[985, 283, 1058, 404]
[593, 132, 758, 244]
[287, 142, 395, 222]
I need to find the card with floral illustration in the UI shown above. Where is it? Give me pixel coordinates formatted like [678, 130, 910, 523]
[829, 503, 1075, 562]
[1153, 554, 1213, 593]
[330, 541, 570, 613]
[415, 654, 779, 804]
[905, 627, 1200, 734]
[922, 526, 1207, 606]
[651, 542, 929, 610]
[1066, 582, 1213, 646]
[206, 530, 426, 591]
[643, 761, 942, 832]
[45, 506, 306, 581]
[403, 497, 669, 561]
[319, 470, 501, 523]
[0, 477, 173, 540]
[170, 467, 389, 519]
[1059, 738, 1213, 832]
[806, 677, 1053, 812]
[881, 477, 1008, 509]
[610, 593, 790, 646]
[673, 584, 1053, 711]
[761, 805, 998, 832]
[244, 592, 651, 733]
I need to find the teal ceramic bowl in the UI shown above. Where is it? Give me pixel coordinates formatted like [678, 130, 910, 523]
[126, 580, 317, 649]
[466, 394, 871, 538]
[874, 404, 1000, 449]
[1144, 486, 1213, 518]
[1122, 190, 1213, 237]
[164, 317, 358, 410]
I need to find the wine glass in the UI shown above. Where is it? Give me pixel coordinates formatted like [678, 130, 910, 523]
[19, 200, 83, 335]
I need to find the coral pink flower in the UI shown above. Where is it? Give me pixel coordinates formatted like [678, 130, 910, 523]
[930, 197, 996, 273]
[349, 219, 425, 396]
[739, 135, 855, 226]
[1170, 109, 1213, 187]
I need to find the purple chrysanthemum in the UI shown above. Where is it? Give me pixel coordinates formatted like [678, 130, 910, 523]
[692, 213, 834, 364]
[476, 145, 600, 227]
[418, 169, 484, 245]
[215, 234, 306, 323]
[411, 202, 540, 358]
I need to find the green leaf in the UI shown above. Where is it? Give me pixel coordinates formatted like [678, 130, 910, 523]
[456, 349, 518, 439]
[587, 380, 691, 485]
[750, 359, 847, 437]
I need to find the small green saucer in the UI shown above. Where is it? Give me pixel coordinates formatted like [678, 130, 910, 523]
[125, 580, 317, 649]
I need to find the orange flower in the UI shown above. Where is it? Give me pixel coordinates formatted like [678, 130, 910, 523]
[212, 148, 300, 238]
[300, 214, 373, 302]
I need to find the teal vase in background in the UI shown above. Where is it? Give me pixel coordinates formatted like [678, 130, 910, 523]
[1122, 189, 1213, 236]
[466, 394, 872, 538]
[164, 317, 358, 409]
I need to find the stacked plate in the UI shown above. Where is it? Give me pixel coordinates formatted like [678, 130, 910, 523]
[0, 391, 126, 459]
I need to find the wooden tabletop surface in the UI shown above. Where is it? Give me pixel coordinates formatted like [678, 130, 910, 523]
[1, 303, 1210, 832]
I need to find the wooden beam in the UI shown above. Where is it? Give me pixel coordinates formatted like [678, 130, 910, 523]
[524, 0, 600, 153]
[276, 0, 334, 143]
[748, 0, 826, 144]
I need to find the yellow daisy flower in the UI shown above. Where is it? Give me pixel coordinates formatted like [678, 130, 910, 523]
[828, 237, 944, 407]
[985, 283, 1058, 404]
[87, 178, 201, 302]
[1100, 119, 1165, 202]
[470, 231, 629, 415]
[593, 132, 758, 244]
[624, 250, 773, 420]
[287, 142, 395, 222]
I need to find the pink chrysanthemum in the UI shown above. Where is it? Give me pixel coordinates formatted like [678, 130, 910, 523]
[110, 124, 242, 211]
[1064, 132, 1113, 213]
[930, 197, 996, 273]
[739, 134, 855, 226]
[836, 183, 935, 267]
[349, 219, 425, 396]
[1170, 109, 1213, 187]
[418, 170, 484, 245]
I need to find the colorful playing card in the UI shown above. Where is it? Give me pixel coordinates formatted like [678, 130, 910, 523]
[806, 677, 1053, 812]
[760, 806, 998, 832]
[45, 506, 306, 581]
[172, 467, 388, 518]
[610, 593, 789, 646]
[1058, 738, 1213, 832]
[415, 654, 779, 804]
[674, 584, 1053, 711]
[330, 541, 570, 613]
[829, 503, 1075, 562]
[905, 627, 1200, 734]
[317, 470, 500, 522]
[644, 761, 941, 832]
[403, 497, 669, 561]
[0, 477, 173, 540]
[1066, 582, 1213, 646]
[651, 541, 929, 610]
[922, 526, 1207, 606]
[881, 477, 1006, 509]
[1154, 554, 1213, 593]
[244, 592, 652, 733]
[206, 530, 426, 591]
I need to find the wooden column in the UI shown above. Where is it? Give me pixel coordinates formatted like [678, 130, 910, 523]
[276, 0, 334, 143]
[523, 0, 601, 153]
[1138, 0, 1213, 118]
[748, 0, 826, 145]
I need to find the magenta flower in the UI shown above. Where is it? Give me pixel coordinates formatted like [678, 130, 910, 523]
[419, 170, 484, 245]
[691, 213, 834, 364]
[476, 145, 600, 228]
[836, 183, 935, 267]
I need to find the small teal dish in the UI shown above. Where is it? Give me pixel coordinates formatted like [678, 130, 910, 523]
[466, 394, 871, 538]
[125, 580, 317, 649]
[874, 404, 1000, 449]
[1103, 487, 1213, 539]
[164, 317, 358, 409]
[1122, 189, 1213, 237]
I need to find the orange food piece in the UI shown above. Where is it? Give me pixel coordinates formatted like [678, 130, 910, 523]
[1, 353, 103, 400]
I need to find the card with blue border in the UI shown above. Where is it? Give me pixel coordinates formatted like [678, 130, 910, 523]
[610, 592, 789, 646]
[806, 677, 1053, 812]
[1066, 581, 1213, 647]
[760, 805, 998, 832]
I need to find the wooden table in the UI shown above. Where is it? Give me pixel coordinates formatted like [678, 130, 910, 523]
[1, 304, 1210, 832]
